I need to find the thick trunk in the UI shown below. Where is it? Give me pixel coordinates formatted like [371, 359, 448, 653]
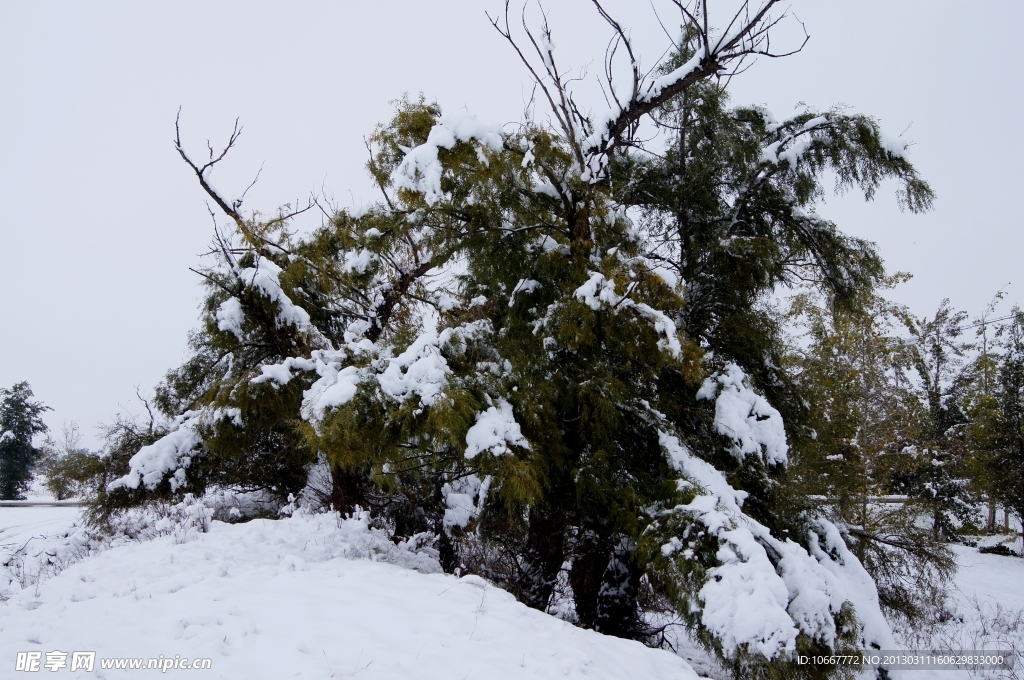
[330, 465, 367, 516]
[569, 534, 611, 629]
[988, 501, 997, 532]
[516, 505, 566, 611]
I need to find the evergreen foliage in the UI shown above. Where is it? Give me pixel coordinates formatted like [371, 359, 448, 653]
[786, 289, 955, 627]
[902, 302, 977, 541]
[0, 381, 50, 500]
[985, 309, 1024, 550]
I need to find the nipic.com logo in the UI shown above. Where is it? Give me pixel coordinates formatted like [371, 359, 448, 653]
[15, 651, 213, 672]
[16, 651, 93, 672]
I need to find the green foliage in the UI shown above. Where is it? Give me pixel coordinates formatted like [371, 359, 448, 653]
[786, 288, 956, 627]
[37, 422, 88, 500]
[0, 381, 50, 500]
[980, 309, 1024, 544]
[78, 415, 168, 524]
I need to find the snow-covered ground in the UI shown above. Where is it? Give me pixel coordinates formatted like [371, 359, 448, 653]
[0, 505, 81, 551]
[2, 502, 1022, 680]
[0, 507, 700, 679]
[905, 543, 1024, 680]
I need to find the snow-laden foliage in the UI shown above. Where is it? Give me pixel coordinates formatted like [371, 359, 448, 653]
[464, 398, 530, 459]
[442, 473, 492, 529]
[657, 429, 891, 658]
[393, 113, 504, 205]
[109, 414, 202, 492]
[0, 382, 50, 500]
[697, 363, 788, 465]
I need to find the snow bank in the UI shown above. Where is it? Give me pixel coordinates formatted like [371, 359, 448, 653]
[0, 510, 700, 680]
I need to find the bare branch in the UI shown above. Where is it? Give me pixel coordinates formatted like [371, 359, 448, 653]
[175, 108, 246, 228]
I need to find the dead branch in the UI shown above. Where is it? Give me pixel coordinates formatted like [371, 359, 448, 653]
[175, 108, 246, 228]
[492, 1, 807, 181]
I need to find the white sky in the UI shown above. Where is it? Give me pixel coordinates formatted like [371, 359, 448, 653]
[2, 1, 1022, 446]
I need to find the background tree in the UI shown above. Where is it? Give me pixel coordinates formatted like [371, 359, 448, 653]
[987, 308, 1024, 552]
[900, 301, 976, 541]
[0, 381, 50, 500]
[37, 421, 89, 500]
[786, 286, 954, 628]
[961, 293, 1007, 532]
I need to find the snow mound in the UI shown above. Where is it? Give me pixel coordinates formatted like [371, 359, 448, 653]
[0, 510, 700, 679]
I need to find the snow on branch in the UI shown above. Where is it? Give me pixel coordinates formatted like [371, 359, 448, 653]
[697, 362, 788, 465]
[465, 398, 530, 459]
[657, 430, 895, 658]
[393, 114, 505, 205]
[240, 258, 311, 331]
[108, 413, 203, 492]
[378, 331, 452, 408]
[442, 474, 492, 529]
[573, 271, 682, 356]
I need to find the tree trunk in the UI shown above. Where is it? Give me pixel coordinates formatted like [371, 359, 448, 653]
[569, 533, 611, 628]
[438, 532, 459, 574]
[988, 501, 997, 532]
[516, 505, 566, 611]
[330, 465, 367, 516]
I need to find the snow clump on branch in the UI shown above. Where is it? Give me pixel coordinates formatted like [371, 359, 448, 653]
[657, 431, 895, 658]
[697, 363, 788, 465]
[464, 398, 530, 459]
[393, 114, 505, 205]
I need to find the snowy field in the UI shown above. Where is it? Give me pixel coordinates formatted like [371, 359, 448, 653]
[0, 505, 81, 554]
[906, 544, 1024, 680]
[0, 507, 700, 679]
[1, 504, 1021, 679]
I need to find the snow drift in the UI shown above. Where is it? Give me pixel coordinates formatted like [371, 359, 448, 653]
[0, 510, 700, 679]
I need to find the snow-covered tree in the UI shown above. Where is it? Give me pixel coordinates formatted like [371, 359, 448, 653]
[986, 309, 1024, 552]
[0, 381, 50, 500]
[108, 2, 937, 675]
[902, 301, 976, 541]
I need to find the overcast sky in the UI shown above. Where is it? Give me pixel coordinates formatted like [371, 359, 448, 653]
[2, 1, 1021, 446]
